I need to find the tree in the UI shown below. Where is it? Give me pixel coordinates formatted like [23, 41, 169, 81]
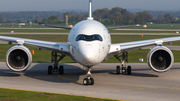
[38, 18, 47, 24]
[48, 16, 60, 24]
[173, 17, 179, 23]
[102, 19, 112, 25]
[111, 7, 126, 15]
[112, 12, 123, 25]
[143, 11, 153, 22]
[17, 19, 22, 23]
[156, 14, 164, 23]
[69, 16, 76, 23]
[100, 8, 109, 19]
[163, 14, 173, 23]
[135, 12, 144, 24]
[42, 18, 47, 24]
[93, 8, 110, 22]
[6, 19, 12, 23]
[111, 8, 125, 24]
[32, 15, 42, 23]
[75, 14, 83, 21]
[0, 14, 4, 23]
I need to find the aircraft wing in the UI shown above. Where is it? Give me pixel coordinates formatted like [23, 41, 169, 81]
[108, 36, 180, 56]
[42, 24, 72, 29]
[0, 36, 70, 56]
[107, 24, 140, 30]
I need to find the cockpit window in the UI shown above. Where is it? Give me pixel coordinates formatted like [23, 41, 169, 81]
[76, 34, 103, 41]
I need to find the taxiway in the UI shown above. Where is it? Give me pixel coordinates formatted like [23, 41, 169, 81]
[0, 62, 180, 101]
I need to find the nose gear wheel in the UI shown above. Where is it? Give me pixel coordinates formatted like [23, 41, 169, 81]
[83, 67, 94, 85]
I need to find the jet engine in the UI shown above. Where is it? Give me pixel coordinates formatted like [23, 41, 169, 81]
[6, 45, 32, 72]
[147, 46, 174, 72]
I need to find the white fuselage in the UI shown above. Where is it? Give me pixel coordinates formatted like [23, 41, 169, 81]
[68, 20, 111, 67]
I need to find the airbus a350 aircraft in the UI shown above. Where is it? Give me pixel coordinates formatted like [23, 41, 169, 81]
[0, 0, 180, 85]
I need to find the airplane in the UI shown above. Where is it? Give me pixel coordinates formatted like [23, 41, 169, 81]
[0, 0, 180, 85]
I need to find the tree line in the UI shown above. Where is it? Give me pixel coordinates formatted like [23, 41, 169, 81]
[91, 7, 179, 25]
[0, 7, 180, 25]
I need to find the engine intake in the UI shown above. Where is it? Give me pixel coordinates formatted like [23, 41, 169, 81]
[6, 45, 32, 72]
[147, 46, 174, 72]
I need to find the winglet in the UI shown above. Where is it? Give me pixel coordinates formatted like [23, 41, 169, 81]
[87, 0, 93, 20]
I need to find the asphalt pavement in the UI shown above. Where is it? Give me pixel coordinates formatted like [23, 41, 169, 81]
[0, 62, 180, 101]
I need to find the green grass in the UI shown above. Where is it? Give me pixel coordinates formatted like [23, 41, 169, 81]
[1, 44, 180, 63]
[0, 28, 180, 33]
[0, 88, 116, 101]
[0, 34, 180, 63]
[103, 49, 180, 63]
[0, 29, 178, 33]
[0, 44, 74, 63]
[0, 24, 46, 28]
[0, 34, 179, 42]
[0, 29, 70, 33]
[111, 35, 180, 46]
[106, 24, 180, 29]
[0, 34, 68, 42]
[109, 30, 179, 33]
[0, 23, 67, 28]
[129, 24, 180, 29]
[1, 34, 180, 45]
[1, 23, 180, 29]
[0, 23, 52, 28]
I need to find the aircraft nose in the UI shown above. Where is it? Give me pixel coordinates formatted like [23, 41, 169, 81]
[81, 48, 96, 66]
[84, 53, 94, 62]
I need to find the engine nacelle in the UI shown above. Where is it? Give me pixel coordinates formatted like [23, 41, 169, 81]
[147, 46, 174, 72]
[6, 45, 32, 72]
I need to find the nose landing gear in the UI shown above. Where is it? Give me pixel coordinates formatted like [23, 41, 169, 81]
[83, 67, 94, 85]
[115, 52, 132, 75]
[48, 51, 66, 75]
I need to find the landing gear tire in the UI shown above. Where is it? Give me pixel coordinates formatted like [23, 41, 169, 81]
[83, 78, 89, 85]
[89, 78, 94, 85]
[59, 65, 64, 74]
[127, 66, 131, 75]
[48, 51, 66, 75]
[48, 65, 53, 74]
[83, 78, 94, 85]
[116, 66, 120, 74]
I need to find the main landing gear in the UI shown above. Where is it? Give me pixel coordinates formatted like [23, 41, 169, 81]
[114, 52, 132, 75]
[48, 51, 66, 75]
[83, 67, 94, 85]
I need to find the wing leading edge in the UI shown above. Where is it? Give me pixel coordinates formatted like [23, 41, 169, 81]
[0, 36, 70, 56]
[109, 36, 180, 56]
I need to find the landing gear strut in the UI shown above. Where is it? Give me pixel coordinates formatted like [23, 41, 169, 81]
[83, 67, 94, 85]
[48, 51, 66, 74]
[114, 52, 132, 75]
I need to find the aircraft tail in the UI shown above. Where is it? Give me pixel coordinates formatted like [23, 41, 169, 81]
[87, 0, 93, 20]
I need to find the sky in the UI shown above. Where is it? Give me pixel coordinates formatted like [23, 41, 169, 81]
[0, 0, 180, 12]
